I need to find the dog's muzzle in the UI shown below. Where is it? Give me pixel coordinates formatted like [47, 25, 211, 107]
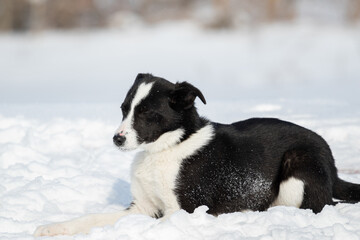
[113, 133, 126, 147]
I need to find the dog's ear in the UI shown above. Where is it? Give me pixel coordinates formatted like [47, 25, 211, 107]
[169, 82, 206, 110]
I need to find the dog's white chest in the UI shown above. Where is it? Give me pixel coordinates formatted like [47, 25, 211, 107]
[131, 151, 182, 212]
[129, 125, 214, 215]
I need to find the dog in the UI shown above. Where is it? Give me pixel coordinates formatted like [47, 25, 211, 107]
[34, 73, 360, 236]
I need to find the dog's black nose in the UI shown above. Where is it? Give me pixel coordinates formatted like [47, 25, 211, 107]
[113, 134, 126, 147]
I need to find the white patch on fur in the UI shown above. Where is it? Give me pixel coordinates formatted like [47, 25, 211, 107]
[271, 177, 304, 208]
[115, 82, 154, 150]
[131, 124, 214, 218]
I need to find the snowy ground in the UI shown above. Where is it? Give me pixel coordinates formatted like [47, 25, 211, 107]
[1, 23, 360, 239]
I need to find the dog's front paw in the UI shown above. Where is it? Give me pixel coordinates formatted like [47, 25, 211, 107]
[34, 222, 76, 237]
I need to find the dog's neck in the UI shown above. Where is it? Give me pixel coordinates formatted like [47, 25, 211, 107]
[141, 110, 212, 154]
[141, 123, 214, 155]
[180, 108, 208, 138]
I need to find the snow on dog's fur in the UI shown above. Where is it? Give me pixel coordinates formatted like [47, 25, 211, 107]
[34, 73, 360, 236]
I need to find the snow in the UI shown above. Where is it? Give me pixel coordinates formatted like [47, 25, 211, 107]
[1, 22, 360, 239]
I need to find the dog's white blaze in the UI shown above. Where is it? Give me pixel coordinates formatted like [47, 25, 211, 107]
[116, 82, 154, 150]
[131, 124, 214, 216]
[271, 177, 304, 208]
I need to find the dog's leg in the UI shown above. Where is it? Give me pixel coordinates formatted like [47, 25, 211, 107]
[34, 202, 152, 236]
[34, 211, 129, 236]
[158, 194, 182, 222]
[279, 147, 335, 213]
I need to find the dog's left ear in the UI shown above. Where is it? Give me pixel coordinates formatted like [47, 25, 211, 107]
[169, 82, 206, 110]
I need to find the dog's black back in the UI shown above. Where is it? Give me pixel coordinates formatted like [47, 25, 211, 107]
[175, 118, 340, 214]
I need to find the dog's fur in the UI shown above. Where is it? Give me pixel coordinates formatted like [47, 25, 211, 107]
[34, 73, 360, 236]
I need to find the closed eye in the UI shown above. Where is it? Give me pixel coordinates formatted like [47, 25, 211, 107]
[135, 105, 162, 122]
[144, 111, 162, 122]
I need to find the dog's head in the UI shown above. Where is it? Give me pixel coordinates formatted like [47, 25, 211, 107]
[113, 73, 206, 152]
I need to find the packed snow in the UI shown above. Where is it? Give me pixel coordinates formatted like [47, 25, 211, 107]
[1, 23, 360, 239]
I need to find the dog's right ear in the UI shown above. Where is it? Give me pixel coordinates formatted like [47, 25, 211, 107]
[169, 82, 206, 111]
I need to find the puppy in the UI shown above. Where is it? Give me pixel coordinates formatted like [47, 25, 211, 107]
[34, 73, 360, 236]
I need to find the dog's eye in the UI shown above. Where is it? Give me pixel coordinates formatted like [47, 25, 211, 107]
[137, 106, 161, 121]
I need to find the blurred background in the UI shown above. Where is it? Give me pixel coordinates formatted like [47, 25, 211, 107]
[1, 0, 360, 31]
[0, 0, 359, 109]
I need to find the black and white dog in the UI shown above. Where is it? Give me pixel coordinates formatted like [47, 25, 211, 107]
[35, 73, 360, 236]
